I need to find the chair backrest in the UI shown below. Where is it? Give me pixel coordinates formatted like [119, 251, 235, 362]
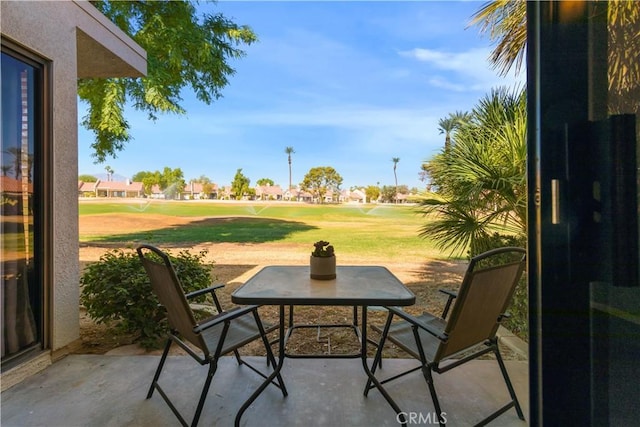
[137, 244, 207, 352]
[435, 247, 526, 361]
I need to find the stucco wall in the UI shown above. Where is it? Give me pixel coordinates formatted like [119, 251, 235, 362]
[1, 1, 145, 354]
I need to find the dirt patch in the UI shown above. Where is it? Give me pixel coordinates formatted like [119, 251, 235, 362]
[77, 213, 526, 361]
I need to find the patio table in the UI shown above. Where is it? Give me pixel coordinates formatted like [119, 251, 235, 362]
[231, 265, 416, 426]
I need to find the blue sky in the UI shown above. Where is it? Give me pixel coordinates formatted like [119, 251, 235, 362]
[78, 1, 524, 190]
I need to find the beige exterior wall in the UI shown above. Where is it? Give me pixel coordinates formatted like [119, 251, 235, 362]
[1, 0, 145, 387]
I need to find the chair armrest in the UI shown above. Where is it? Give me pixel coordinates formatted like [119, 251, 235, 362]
[186, 284, 225, 313]
[438, 289, 457, 320]
[185, 284, 225, 299]
[386, 306, 449, 342]
[438, 289, 457, 298]
[192, 305, 260, 334]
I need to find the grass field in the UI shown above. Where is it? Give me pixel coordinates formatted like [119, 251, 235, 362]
[77, 199, 482, 356]
[79, 200, 454, 262]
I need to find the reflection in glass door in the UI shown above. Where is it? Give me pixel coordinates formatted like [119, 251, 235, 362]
[1, 50, 42, 365]
[589, 2, 640, 424]
[528, 1, 639, 424]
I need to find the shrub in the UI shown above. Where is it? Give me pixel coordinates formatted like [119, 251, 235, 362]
[80, 248, 214, 348]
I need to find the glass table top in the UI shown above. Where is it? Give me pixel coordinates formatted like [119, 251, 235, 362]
[232, 265, 415, 306]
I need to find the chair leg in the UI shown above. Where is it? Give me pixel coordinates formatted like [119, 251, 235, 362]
[364, 311, 394, 396]
[147, 338, 173, 399]
[422, 365, 446, 427]
[494, 347, 525, 420]
[190, 360, 217, 427]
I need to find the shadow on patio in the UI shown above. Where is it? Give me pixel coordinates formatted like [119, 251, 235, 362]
[1, 354, 528, 426]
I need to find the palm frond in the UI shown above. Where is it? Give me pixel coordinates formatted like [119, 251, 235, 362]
[469, 0, 527, 77]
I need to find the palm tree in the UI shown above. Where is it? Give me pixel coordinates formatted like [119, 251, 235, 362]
[3, 147, 23, 179]
[284, 146, 295, 190]
[420, 87, 527, 256]
[105, 165, 114, 181]
[392, 157, 400, 203]
[470, 0, 527, 77]
[471, 0, 639, 115]
[438, 111, 471, 153]
[451, 110, 472, 128]
[437, 117, 457, 153]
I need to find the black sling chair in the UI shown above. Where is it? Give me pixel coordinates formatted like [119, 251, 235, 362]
[366, 247, 526, 426]
[137, 244, 287, 427]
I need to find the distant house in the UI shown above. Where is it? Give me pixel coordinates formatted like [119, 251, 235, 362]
[284, 187, 312, 202]
[149, 184, 165, 199]
[218, 186, 233, 200]
[78, 180, 98, 197]
[180, 182, 218, 200]
[340, 188, 366, 203]
[255, 184, 283, 201]
[396, 192, 409, 204]
[322, 189, 337, 203]
[1, 176, 34, 215]
[283, 188, 296, 201]
[78, 179, 143, 198]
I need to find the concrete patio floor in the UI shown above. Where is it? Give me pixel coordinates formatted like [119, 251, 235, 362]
[1, 354, 528, 427]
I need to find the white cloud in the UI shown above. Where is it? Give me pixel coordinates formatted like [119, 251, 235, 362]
[403, 47, 488, 70]
[189, 104, 435, 136]
[427, 77, 467, 92]
[400, 47, 525, 92]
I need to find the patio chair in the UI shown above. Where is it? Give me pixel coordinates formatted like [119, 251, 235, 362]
[137, 244, 287, 427]
[366, 247, 526, 426]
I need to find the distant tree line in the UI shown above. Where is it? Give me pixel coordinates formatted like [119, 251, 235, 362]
[80, 164, 417, 202]
[132, 167, 185, 199]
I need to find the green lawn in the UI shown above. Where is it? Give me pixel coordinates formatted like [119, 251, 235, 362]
[79, 201, 451, 261]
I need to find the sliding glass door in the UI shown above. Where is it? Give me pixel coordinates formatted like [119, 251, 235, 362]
[528, 1, 639, 424]
[1, 47, 44, 366]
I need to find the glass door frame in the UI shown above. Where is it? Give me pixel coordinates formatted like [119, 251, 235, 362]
[1, 39, 52, 369]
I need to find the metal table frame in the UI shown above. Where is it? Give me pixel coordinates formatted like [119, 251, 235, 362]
[231, 265, 416, 426]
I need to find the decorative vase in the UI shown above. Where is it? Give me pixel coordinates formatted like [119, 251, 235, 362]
[310, 255, 336, 280]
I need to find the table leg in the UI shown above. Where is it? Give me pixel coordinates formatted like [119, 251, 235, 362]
[360, 306, 407, 426]
[235, 305, 288, 426]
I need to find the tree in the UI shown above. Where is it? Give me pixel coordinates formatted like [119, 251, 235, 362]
[79, 174, 98, 182]
[379, 185, 397, 203]
[365, 185, 381, 203]
[159, 167, 185, 199]
[256, 178, 274, 186]
[437, 110, 471, 153]
[437, 117, 457, 153]
[419, 87, 527, 256]
[391, 157, 400, 203]
[132, 170, 158, 195]
[3, 147, 23, 179]
[231, 168, 250, 200]
[79, 1, 258, 163]
[191, 175, 214, 197]
[299, 166, 343, 203]
[471, 0, 639, 115]
[470, 0, 527, 77]
[284, 146, 295, 190]
[132, 167, 184, 197]
[104, 165, 114, 181]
